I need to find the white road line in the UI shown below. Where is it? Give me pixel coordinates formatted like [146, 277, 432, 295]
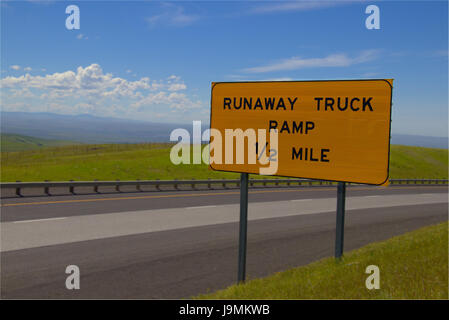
[360, 195, 380, 198]
[186, 205, 217, 210]
[290, 199, 312, 202]
[2, 193, 447, 252]
[12, 217, 67, 224]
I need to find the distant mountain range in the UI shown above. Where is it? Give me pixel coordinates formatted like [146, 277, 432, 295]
[1, 111, 447, 148]
[390, 134, 447, 149]
[1, 112, 192, 144]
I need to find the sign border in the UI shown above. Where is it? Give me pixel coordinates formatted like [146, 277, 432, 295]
[209, 79, 393, 186]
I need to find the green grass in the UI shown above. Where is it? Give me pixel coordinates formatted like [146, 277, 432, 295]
[0, 143, 237, 182]
[390, 145, 448, 179]
[1, 133, 79, 152]
[0, 143, 447, 182]
[197, 222, 448, 299]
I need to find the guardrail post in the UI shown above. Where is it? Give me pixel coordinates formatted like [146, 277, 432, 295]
[174, 179, 179, 191]
[116, 179, 120, 192]
[207, 178, 211, 190]
[156, 178, 161, 191]
[191, 178, 196, 190]
[44, 180, 51, 196]
[15, 180, 22, 197]
[136, 179, 142, 191]
[69, 180, 75, 194]
[94, 179, 99, 193]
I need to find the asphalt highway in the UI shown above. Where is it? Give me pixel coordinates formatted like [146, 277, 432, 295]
[0, 185, 447, 298]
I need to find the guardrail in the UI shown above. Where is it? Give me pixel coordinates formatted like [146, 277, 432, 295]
[0, 178, 447, 197]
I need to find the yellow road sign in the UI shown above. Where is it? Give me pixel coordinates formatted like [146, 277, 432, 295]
[209, 79, 393, 185]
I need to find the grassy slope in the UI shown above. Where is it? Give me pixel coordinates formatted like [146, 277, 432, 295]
[389, 145, 448, 179]
[0, 143, 447, 182]
[197, 222, 448, 299]
[1, 133, 78, 152]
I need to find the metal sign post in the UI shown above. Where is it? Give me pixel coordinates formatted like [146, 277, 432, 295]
[238, 172, 249, 283]
[335, 182, 346, 259]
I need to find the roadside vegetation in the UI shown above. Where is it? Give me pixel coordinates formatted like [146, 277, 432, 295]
[197, 222, 448, 299]
[0, 141, 447, 182]
[389, 145, 448, 179]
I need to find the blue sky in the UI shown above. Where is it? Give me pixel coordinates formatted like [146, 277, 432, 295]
[1, 0, 448, 137]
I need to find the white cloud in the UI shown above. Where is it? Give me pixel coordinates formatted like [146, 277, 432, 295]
[243, 50, 380, 73]
[131, 91, 202, 111]
[76, 34, 88, 40]
[146, 3, 198, 27]
[10, 65, 21, 70]
[3, 64, 150, 97]
[251, 1, 340, 14]
[168, 75, 181, 81]
[9, 87, 35, 98]
[250, 1, 369, 15]
[1, 63, 203, 120]
[168, 83, 187, 91]
[24, 67, 32, 71]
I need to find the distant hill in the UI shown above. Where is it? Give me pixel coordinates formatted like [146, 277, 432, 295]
[1, 112, 191, 144]
[391, 134, 447, 149]
[1, 143, 446, 182]
[1, 111, 447, 148]
[1, 133, 78, 152]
